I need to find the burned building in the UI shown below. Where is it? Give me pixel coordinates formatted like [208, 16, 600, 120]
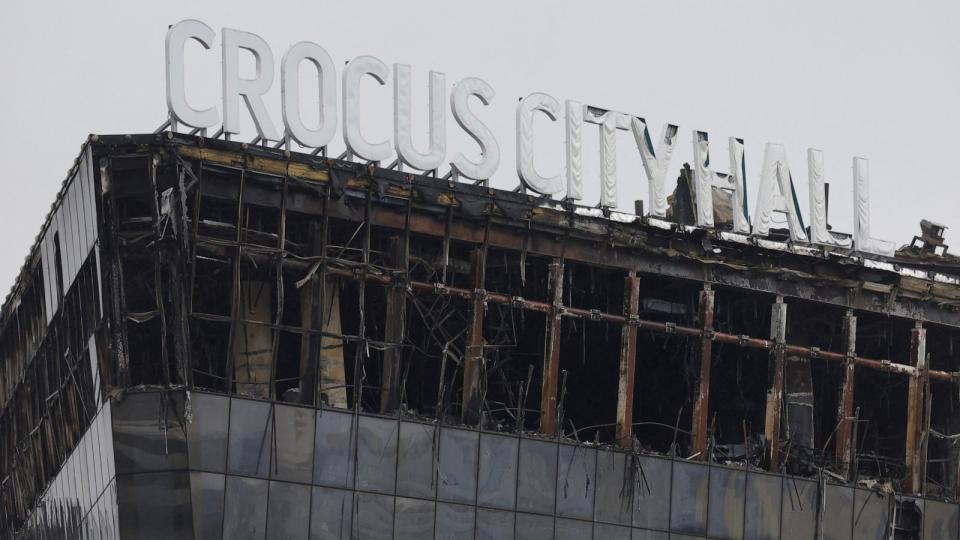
[3, 132, 960, 538]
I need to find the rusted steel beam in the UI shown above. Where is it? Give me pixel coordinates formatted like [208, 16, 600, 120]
[765, 297, 787, 472]
[904, 322, 928, 495]
[539, 260, 564, 436]
[691, 285, 716, 460]
[615, 273, 641, 446]
[380, 237, 407, 413]
[461, 249, 487, 424]
[835, 310, 857, 479]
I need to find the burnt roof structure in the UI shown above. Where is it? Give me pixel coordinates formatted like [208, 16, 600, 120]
[4, 133, 960, 538]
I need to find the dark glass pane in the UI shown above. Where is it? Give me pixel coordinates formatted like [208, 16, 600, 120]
[476, 508, 514, 540]
[822, 483, 853, 540]
[394, 497, 435, 540]
[924, 499, 959, 540]
[707, 466, 745, 540]
[478, 433, 518, 510]
[112, 392, 188, 473]
[397, 421, 436, 498]
[669, 461, 708, 536]
[515, 512, 554, 540]
[272, 404, 315, 482]
[556, 445, 596, 520]
[353, 492, 394, 540]
[597, 450, 633, 526]
[356, 416, 398, 494]
[310, 486, 353, 540]
[631, 530, 669, 540]
[222, 475, 268, 540]
[852, 489, 888, 540]
[438, 427, 479, 504]
[595, 522, 631, 539]
[227, 398, 273, 477]
[189, 472, 225, 540]
[517, 438, 558, 515]
[436, 502, 475, 540]
[556, 518, 593, 539]
[117, 472, 193, 539]
[267, 481, 311, 540]
[186, 392, 229, 473]
[780, 478, 817, 539]
[314, 410, 355, 488]
[744, 471, 781, 540]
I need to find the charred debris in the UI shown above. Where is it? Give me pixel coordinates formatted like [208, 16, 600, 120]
[5, 132, 960, 529]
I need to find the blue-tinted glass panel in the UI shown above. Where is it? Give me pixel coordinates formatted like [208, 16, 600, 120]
[517, 438, 558, 515]
[822, 483, 853, 540]
[314, 410, 355, 488]
[227, 398, 273, 477]
[780, 477, 817, 539]
[112, 392, 188, 473]
[557, 444, 596, 520]
[186, 392, 229, 472]
[438, 428, 479, 504]
[669, 461, 708, 536]
[394, 497, 435, 540]
[852, 489, 887, 540]
[189, 471, 224, 540]
[353, 492, 394, 540]
[310, 486, 353, 540]
[222, 475, 268, 540]
[744, 471, 781, 540]
[436, 502, 475, 540]
[707, 466, 745, 540]
[477, 508, 514, 540]
[478, 433, 518, 510]
[356, 416, 398, 494]
[267, 481, 311, 540]
[516, 512, 554, 540]
[556, 518, 593, 539]
[924, 499, 959, 540]
[632, 530, 669, 540]
[117, 472, 193, 539]
[272, 404, 315, 482]
[397, 421, 436, 498]
[596, 450, 633, 525]
[595, 522, 631, 539]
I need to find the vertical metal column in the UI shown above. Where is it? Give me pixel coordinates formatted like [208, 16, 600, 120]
[462, 249, 487, 424]
[691, 284, 716, 459]
[835, 310, 857, 479]
[905, 322, 928, 495]
[380, 237, 407, 413]
[615, 272, 641, 447]
[539, 260, 564, 436]
[765, 296, 787, 472]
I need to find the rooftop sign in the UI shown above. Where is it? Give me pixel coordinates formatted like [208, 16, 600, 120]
[164, 19, 894, 256]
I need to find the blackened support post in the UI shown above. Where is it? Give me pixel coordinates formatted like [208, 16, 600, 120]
[765, 296, 787, 473]
[539, 260, 564, 436]
[691, 284, 716, 459]
[380, 237, 407, 413]
[616, 273, 641, 447]
[835, 310, 857, 479]
[905, 322, 928, 495]
[462, 249, 487, 424]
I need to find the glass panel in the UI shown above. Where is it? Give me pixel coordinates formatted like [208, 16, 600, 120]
[744, 471, 781, 540]
[397, 421, 436, 498]
[438, 428, 479, 504]
[556, 444, 596, 520]
[112, 392, 188, 473]
[436, 502, 475, 540]
[186, 392, 229, 473]
[272, 404, 315, 482]
[227, 398, 273, 477]
[780, 477, 817, 540]
[707, 466, 745, 540]
[669, 461, 708, 536]
[556, 518, 593, 540]
[394, 497, 435, 540]
[353, 492, 394, 540]
[476, 508, 514, 540]
[267, 481, 311, 540]
[852, 489, 888, 540]
[822, 483, 853, 540]
[222, 475, 268, 540]
[356, 416, 398, 494]
[478, 433, 518, 510]
[517, 438, 558, 515]
[595, 523, 631, 539]
[117, 472, 193, 539]
[631, 530, 669, 540]
[314, 410, 355, 488]
[924, 499, 959, 540]
[310, 486, 353, 540]
[189, 472, 225, 540]
[596, 450, 633, 526]
[515, 512, 554, 540]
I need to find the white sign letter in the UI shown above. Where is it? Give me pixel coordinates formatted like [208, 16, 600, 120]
[516, 93, 562, 196]
[450, 77, 500, 181]
[752, 143, 807, 241]
[806, 149, 852, 247]
[281, 42, 337, 149]
[394, 64, 446, 171]
[221, 28, 279, 140]
[853, 157, 895, 255]
[585, 107, 632, 208]
[343, 56, 391, 162]
[691, 132, 750, 233]
[165, 20, 218, 129]
[630, 119, 678, 218]
[565, 100, 584, 201]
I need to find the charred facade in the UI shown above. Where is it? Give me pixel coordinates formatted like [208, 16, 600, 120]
[4, 133, 960, 538]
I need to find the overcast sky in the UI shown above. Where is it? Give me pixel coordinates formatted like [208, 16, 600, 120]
[0, 0, 958, 293]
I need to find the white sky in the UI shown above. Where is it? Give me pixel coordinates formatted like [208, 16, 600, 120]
[0, 0, 958, 292]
